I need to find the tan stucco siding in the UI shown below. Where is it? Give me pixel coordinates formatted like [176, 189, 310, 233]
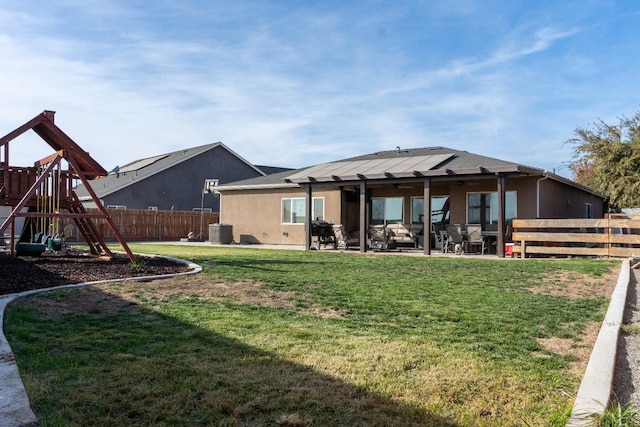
[219, 188, 341, 244]
[219, 175, 604, 245]
[536, 178, 605, 218]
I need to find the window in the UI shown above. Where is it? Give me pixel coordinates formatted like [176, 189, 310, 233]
[107, 205, 127, 210]
[410, 196, 450, 225]
[411, 197, 424, 224]
[431, 196, 450, 225]
[281, 197, 324, 224]
[371, 197, 403, 225]
[467, 191, 517, 225]
[148, 206, 158, 211]
[586, 203, 593, 219]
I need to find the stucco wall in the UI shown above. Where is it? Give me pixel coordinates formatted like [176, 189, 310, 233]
[536, 177, 605, 218]
[219, 175, 605, 245]
[220, 187, 341, 244]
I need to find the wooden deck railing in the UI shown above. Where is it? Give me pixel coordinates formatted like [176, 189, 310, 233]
[512, 216, 640, 258]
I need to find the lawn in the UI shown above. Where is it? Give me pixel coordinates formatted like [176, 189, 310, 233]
[4, 245, 620, 426]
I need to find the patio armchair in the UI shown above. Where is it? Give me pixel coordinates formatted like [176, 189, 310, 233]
[465, 224, 485, 255]
[432, 223, 445, 251]
[368, 225, 394, 251]
[444, 224, 465, 254]
[332, 224, 359, 249]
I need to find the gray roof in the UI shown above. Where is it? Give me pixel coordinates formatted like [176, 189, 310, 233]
[287, 146, 544, 183]
[254, 165, 295, 175]
[217, 146, 542, 189]
[75, 142, 265, 199]
[216, 146, 604, 198]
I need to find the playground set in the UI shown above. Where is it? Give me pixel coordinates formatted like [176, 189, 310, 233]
[0, 110, 135, 262]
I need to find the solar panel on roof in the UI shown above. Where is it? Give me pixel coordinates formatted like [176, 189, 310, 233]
[285, 153, 454, 183]
[118, 154, 169, 173]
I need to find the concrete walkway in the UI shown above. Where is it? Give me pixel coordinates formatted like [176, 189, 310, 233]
[0, 293, 38, 427]
[567, 258, 631, 426]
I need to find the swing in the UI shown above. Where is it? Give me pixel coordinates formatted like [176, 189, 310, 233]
[16, 167, 48, 256]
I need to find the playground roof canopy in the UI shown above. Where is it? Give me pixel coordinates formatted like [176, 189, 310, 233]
[0, 110, 107, 179]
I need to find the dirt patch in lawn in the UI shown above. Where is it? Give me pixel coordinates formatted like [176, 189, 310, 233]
[528, 267, 619, 299]
[534, 321, 602, 374]
[13, 275, 343, 320]
[527, 266, 621, 375]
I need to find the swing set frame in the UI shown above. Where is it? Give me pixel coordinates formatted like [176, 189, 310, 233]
[0, 110, 135, 262]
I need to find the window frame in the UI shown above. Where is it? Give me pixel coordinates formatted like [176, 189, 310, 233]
[281, 197, 325, 225]
[410, 196, 450, 225]
[370, 197, 404, 225]
[585, 203, 593, 219]
[466, 191, 517, 225]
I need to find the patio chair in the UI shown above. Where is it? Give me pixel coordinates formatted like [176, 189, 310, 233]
[444, 224, 465, 254]
[368, 225, 394, 251]
[465, 224, 485, 255]
[431, 224, 445, 251]
[439, 230, 448, 253]
[332, 224, 359, 249]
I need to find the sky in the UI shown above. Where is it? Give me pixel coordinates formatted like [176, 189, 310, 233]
[0, 1, 638, 178]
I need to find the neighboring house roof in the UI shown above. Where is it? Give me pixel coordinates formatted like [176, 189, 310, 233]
[255, 165, 295, 175]
[75, 142, 265, 200]
[217, 146, 605, 199]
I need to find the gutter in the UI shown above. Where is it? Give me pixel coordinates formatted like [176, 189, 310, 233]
[215, 182, 300, 192]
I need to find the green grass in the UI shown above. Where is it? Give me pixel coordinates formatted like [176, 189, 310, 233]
[4, 244, 620, 426]
[583, 399, 640, 426]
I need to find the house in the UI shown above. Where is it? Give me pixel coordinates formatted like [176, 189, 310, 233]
[215, 146, 607, 256]
[75, 142, 290, 211]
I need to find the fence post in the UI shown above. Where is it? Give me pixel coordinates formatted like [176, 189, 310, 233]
[605, 214, 610, 258]
[158, 211, 162, 241]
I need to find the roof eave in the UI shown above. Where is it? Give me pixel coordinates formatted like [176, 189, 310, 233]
[544, 171, 607, 199]
[215, 182, 300, 192]
[286, 165, 544, 184]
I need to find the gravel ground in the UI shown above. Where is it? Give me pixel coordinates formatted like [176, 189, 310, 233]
[613, 268, 640, 408]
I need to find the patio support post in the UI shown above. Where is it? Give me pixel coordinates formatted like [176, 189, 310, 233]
[497, 175, 506, 257]
[424, 178, 431, 255]
[359, 181, 367, 253]
[304, 184, 312, 250]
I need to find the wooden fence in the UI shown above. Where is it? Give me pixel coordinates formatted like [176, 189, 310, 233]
[69, 209, 220, 242]
[512, 216, 640, 258]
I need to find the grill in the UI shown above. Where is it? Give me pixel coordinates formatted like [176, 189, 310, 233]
[311, 220, 336, 249]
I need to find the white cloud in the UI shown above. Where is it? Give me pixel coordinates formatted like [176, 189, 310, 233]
[0, 1, 638, 182]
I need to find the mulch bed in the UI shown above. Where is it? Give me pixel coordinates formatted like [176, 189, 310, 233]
[0, 249, 194, 296]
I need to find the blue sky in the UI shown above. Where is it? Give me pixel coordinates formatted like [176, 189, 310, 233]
[0, 1, 638, 178]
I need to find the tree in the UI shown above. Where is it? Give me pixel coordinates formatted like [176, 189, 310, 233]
[567, 111, 640, 210]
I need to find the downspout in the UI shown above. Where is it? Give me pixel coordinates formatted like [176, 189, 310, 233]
[213, 190, 222, 223]
[536, 172, 549, 219]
